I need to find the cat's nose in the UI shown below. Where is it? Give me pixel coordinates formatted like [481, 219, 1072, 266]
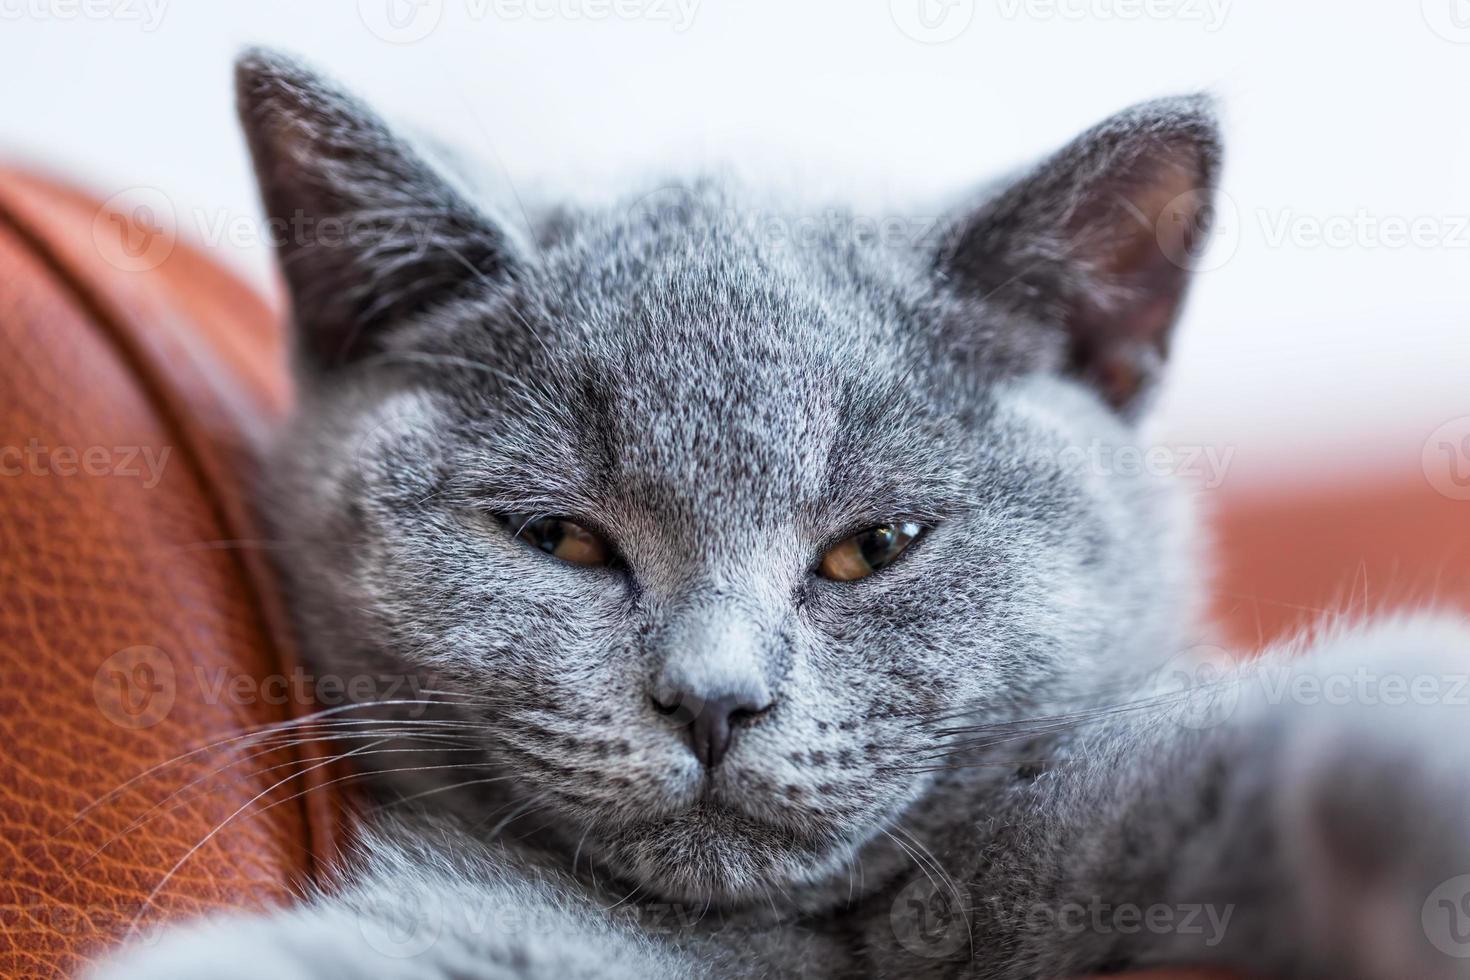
[650, 593, 780, 767]
[651, 690, 773, 768]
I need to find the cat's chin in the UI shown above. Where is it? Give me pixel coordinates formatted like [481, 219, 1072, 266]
[591, 802, 859, 907]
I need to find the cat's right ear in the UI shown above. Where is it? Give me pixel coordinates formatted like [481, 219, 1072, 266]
[235, 48, 517, 373]
[933, 96, 1221, 415]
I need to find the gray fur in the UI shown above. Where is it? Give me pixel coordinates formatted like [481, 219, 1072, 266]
[91, 48, 1470, 980]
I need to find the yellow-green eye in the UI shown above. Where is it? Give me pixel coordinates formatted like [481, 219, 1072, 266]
[818, 521, 923, 581]
[508, 515, 614, 567]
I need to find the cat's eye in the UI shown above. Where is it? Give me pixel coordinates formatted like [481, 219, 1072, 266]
[506, 514, 614, 567]
[818, 521, 923, 581]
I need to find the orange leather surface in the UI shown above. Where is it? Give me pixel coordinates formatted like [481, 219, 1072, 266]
[0, 171, 333, 979]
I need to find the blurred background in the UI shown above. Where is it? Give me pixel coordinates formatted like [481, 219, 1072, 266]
[4, 0, 1470, 644]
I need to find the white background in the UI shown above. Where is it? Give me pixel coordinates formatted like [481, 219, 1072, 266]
[3, 0, 1469, 488]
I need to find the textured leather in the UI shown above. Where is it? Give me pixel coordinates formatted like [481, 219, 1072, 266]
[0, 170, 337, 980]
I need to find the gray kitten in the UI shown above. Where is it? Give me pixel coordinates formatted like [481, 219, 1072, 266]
[94, 49, 1470, 980]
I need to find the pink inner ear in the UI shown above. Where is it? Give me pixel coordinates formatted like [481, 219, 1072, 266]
[1065, 151, 1212, 409]
[1086, 152, 1209, 294]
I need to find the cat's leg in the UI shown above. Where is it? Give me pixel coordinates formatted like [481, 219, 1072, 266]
[871, 615, 1470, 980]
[88, 815, 718, 980]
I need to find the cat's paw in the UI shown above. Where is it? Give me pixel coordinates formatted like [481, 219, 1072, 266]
[1266, 629, 1470, 978]
[85, 898, 680, 980]
[85, 917, 328, 980]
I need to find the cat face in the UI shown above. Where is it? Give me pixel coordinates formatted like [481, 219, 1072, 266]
[240, 50, 1219, 905]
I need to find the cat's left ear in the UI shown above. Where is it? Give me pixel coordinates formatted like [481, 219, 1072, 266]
[935, 96, 1222, 413]
[235, 48, 517, 372]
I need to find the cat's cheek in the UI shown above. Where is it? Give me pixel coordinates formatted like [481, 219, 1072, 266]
[803, 573, 996, 716]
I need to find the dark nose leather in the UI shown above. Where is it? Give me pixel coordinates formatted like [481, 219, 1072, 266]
[654, 691, 772, 768]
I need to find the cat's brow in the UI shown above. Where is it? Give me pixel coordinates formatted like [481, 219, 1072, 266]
[439, 440, 607, 518]
[812, 388, 968, 532]
[808, 437, 965, 534]
[807, 472, 962, 539]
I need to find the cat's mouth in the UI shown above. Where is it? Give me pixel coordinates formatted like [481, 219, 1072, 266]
[476, 705, 911, 903]
[585, 798, 862, 905]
